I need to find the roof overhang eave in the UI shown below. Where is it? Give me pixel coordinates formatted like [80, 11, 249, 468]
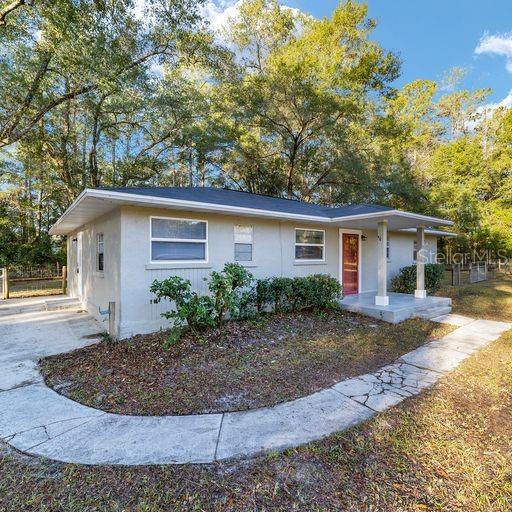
[49, 189, 454, 236]
[330, 210, 454, 227]
[49, 188, 332, 235]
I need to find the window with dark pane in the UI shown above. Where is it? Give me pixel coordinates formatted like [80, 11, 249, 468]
[97, 233, 104, 271]
[294, 228, 324, 261]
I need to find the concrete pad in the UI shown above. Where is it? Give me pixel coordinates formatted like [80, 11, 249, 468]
[216, 389, 373, 461]
[427, 336, 489, 355]
[29, 413, 223, 465]
[465, 319, 511, 335]
[333, 363, 440, 412]
[0, 384, 103, 438]
[400, 345, 469, 373]
[339, 292, 452, 323]
[0, 360, 41, 391]
[441, 328, 499, 344]
[431, 313, 475, 326]
[7, 416, 99, 451]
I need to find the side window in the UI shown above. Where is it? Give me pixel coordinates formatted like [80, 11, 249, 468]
[97, 233, 104, 272]
[295, 228, 325, 261]
[234, 225, 253, 262]
[386, 236, 390, 260]
[413, 240, 417, 262]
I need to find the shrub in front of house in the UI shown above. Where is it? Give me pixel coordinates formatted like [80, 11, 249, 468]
[151, 268, 342, 346]
[251, 274, 342, 314]
[208, 263, 255, 326]
[150, 263, 254, 345]
[390, 263, 445, 294]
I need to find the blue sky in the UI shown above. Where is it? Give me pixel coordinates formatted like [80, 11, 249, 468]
[284, 0, 512, 106]
[206, 0, 512, 107]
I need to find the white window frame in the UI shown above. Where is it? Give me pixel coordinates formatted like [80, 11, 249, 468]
[96, 233, 104, 272]
[234, 224, 254, 262]
[149, 216, 208, 264]
[294, 228, 325, 262]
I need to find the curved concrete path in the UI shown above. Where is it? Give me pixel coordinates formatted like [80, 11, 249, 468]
[0, 299, 510, 465]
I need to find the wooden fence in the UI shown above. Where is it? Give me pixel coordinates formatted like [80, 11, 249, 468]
[1, 264, 67, 299]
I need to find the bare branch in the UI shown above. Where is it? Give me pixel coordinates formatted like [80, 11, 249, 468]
[0, 0, 30, 27]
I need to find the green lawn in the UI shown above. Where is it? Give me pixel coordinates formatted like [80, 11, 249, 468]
[1, 280, 511, 511]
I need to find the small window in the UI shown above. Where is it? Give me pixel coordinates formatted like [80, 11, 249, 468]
[151, 217, 207, 262]
[386, 237, 390, 260]
[295, 228, 325, 261]
[413, 240, 417, 262]
[234, 225, 253, 262]
[97, 233, 104, 272]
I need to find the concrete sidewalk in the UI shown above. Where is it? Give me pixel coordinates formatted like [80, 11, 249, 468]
[0, 304, 509, 466]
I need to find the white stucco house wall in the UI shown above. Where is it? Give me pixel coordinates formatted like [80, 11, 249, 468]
[50, 187, 455, 338]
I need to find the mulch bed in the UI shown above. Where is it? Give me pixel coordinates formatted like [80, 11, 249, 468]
[40, 310, 452, 416]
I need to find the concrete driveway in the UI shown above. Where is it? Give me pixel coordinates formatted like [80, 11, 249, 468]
[0, 296, 104, 392]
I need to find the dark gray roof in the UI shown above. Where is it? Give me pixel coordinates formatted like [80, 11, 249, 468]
[99, 186, 394, 219]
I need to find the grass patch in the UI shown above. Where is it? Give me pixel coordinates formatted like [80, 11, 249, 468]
[3, 325, 511, 511]
[40, 310, 452, 415]
[437, 274, 512, 321]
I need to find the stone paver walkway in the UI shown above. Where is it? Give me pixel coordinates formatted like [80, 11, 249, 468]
[0, 302, 510, 466]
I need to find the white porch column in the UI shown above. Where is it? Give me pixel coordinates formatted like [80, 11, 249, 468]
[375, 220, 389, 306]
[415, 226, 427, 299]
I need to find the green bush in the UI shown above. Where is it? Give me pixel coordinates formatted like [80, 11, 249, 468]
[150, 276, 217, 336]
[390, 263, 445, 294]
[258, 274, 342, 313]
[208, 263, 254, 326]
[151, 268, 341, 346]
[300, 274, 343, 310]
[150, 263, 254, 345]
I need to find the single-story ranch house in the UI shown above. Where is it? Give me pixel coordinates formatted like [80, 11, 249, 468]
[50, 187, 455, 338]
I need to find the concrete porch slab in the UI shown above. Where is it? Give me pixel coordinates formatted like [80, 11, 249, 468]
[339, 292, 452, 323]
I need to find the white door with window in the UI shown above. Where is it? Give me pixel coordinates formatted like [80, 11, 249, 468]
[76, 233, 83, 299]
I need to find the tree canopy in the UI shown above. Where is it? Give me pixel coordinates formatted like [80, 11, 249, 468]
[1, 0, 511, 265]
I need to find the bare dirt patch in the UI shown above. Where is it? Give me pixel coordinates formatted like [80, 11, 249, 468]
[40, 310, 452, 416]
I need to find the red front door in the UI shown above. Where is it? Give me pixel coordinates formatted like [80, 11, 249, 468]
[342, 233, 359, 295]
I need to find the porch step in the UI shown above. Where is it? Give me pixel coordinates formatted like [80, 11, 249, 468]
[414, 305, 453, 320]
[0, 296, 82, 316]
[413, 298, 452, 312]
[45, 297, 83, 311]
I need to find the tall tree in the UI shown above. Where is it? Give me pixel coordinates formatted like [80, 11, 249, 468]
[210, 0, 401, 201]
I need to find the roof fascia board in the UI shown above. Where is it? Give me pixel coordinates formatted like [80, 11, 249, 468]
[399, 228, 458, 237]
[331, 210, 454, 226]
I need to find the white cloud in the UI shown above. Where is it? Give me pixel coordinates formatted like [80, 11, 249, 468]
[481, 89, 512, 112]
[201, 0, 242, 35]
[465, 89, 512, 131]
[475, 32, 512, 73]
[200, 0, 307, 44]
